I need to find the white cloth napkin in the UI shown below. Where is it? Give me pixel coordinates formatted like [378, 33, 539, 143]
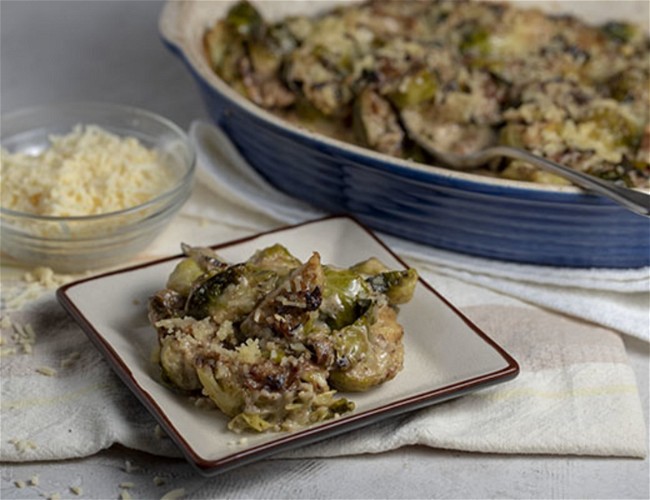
[0, 261, 646, 461]
[189, 121, 650, 342]
[1, 121, 647, 463]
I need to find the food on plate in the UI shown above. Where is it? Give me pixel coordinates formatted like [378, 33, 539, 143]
[148, 243, 418, 433]
[204, 0, 649, 188]
[0, 125, 174, 217]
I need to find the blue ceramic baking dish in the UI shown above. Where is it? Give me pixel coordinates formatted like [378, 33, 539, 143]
[159, 0, 650, 268]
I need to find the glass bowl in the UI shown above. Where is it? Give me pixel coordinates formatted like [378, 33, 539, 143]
[1, 102, 196, 272]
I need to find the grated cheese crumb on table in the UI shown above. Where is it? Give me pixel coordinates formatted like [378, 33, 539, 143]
[160, 488, 186, 500]
[8, 438, 38, 453]
[35, 366, 57, 377]
[2, 266, 86, 316]
[24, 267, 78, 289]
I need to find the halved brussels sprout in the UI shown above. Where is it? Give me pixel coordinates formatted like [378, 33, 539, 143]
[196, 360, 245, 418]
[321, 267, 372, 330]
[353, 87, 405, 157]
[247, 243, 302, 275]
[185, 264, 247, 320]
[388, 69, 437, 110]
[329, 304, 404, 392]
[166, 257, 205, 296]
[600, 21, 638, 44]
[581, 104, 642, 150]
[224, 0, 265, 40]
[159, 336, 203, 392]
[149, 243, 416, 433]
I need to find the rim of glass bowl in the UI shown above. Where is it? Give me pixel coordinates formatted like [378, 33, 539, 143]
[0, 102, 196, 226]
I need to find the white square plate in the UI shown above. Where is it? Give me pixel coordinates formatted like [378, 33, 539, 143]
[57, 215, 519, 475]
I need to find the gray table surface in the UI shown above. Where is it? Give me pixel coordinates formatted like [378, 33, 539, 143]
[1, 1, 649, 499]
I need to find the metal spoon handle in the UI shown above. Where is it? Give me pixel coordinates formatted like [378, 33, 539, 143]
[468, 147, 650, 217]
[405, 124, 650, 217]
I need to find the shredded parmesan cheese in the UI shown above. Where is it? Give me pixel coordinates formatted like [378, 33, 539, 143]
[24, 266, 77, 289]
[35, 366, 57, 377]
[0, 124, 174, 217]
[0, 347, 17, 357]
[10, 321, 36, 354]
[2, 267, 86, 314]
[8, 438, 37, 452]
[160, 488, 186, 500]
[4, 285, 47, 311]
[236, 338, 262, 363]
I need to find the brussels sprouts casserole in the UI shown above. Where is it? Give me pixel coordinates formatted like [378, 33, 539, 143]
[148, 244, 417, 433]
[204, 0, 649, 188]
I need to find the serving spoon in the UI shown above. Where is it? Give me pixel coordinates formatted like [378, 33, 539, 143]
[404, 125, 650, 218]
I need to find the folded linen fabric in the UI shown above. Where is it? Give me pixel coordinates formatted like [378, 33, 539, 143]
[188, 121, 650, 342]
[0, 250, 646, 461]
